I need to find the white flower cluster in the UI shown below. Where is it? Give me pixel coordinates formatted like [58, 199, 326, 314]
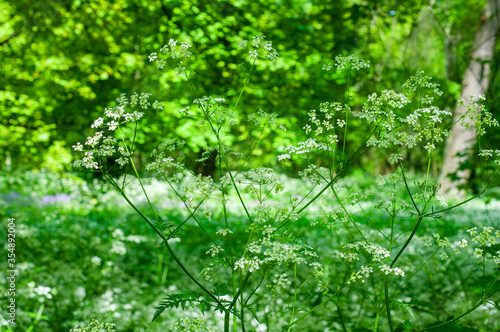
[342, 242, 391, 262]
[310, 209, 349, 229]
[335, 54, 370, 70]
[242, 167, 278, 185]
[359, 90, 411, 130]
[457, 95, 498, 136]
[278, 138, 331, 161]
[112, 228, 124, 239]
[206, 244, 224, 257]
[468, 226, 500, 248]
[192, 96, 235, 126]
[348, 265, 373, 284]
[304, 102, 346, 140]
[360, 91, 416, 161]
[478, 149, 500, 158]
[234, 226, 322, 276]
[402, 71, 443, 105]
[404, 106, 452, 152]
[148, 39, 192, 70]
[341, 241, 405, 284]
[239, 35, 280, 62]
[170, 316, 214, 332]
[322, 54, 370, 71]
[309, 261, 324, 277]
[70, 319, 116, 332]
[234, 256, 261, 272]
[379, 264, 405, 276]
[194, 96, 226, 108]
[216, 228, 233, 237]
[72, 132, 128, 169]
[146, 139, 185, 175]
[267, 273, 292, 293]
[110, 240, 127, 255]
[355, 72, 458, 158]
[478, 149, 500, 167]
[248, 109, 277, 127]
[72, 93, 158, 170]
[91, 256, 102, 265]
[33, 285, 53, 300]
[422, 227, 500, 262]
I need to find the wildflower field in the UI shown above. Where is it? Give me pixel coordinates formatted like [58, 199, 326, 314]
[1, 169, 500, 331]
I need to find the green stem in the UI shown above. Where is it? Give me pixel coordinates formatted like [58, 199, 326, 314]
[239, 269, 246, 332]
[233, 271, 238, 332]
[225, 311, 230, 332]
[163, 176, 211, 240]
[288, 264, 298, 332]
[118, 191, 222, 308]
[391, 216, 423, 268]
[373, 310, 380, 332]
[391, 249, 439, 297]
[418, 291, 500, 332]
[117, 126, 160, 224]
[331, 185, 368, 243]
[244, 270, 268, 306]
[384, 275, 393, 332]
[283, 288, 342, 331]
[221, 151, 254, 223]
[337, 298, 347, 332]
[399, 161, 420, 215]
[342, 73, 350, 168]
[481, 248, 486, 299]
[229, 272, 252, 310]
[231, 57, 257, 112]
[278, 115, 384, 231]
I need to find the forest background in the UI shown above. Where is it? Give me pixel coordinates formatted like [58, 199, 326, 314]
[2, 0, 499, 183]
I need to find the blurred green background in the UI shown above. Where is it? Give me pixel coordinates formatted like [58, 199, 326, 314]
[1, 0, 499, 177]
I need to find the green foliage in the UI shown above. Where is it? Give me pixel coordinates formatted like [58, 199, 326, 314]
[70, 320, 116, 332]
[153, 290, 202, 322]
[1, 171, 500, 331]
[152, 284, 232, 322]
[2, 0, 498, 175]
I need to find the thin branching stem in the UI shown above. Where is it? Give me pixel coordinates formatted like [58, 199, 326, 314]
[118, 190, 223, 307]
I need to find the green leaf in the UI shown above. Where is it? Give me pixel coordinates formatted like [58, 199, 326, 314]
[212, 283, 229, 296]
[391, 301, 415, 322]
[151, 290, 201, 322]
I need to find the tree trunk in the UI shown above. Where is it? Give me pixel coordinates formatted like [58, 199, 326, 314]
[438, 0, 499, 198]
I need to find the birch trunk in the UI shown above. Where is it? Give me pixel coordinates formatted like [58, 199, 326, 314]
[438, 0, 499, 198]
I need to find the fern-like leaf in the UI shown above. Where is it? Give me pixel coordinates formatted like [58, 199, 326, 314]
[212, 283, 229, 296]
[152, 290, 200, 322]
